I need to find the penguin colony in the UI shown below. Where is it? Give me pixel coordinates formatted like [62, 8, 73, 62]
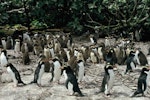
[0, 31, 150, 98]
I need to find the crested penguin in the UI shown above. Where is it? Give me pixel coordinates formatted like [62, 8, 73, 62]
[5, 63, 26, 87]
[30, 61, 45, 86]
[62, 66, 84, 96]
[125, 51, 136, 74]
[100, 63, 115, 96]
[131, 67, 150, 97]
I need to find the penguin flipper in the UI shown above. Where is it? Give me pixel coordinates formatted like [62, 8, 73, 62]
[143, 80, 147, 91]
[65, 79, 69, 89]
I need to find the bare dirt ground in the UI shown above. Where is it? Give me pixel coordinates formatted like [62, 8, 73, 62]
[0, 39, 150, 100]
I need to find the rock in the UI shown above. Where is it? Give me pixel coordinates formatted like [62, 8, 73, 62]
[1, 72, 12, 83]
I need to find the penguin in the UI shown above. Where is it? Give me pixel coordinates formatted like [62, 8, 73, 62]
[125, 51, 136, 74]
[33, 44, 43, 56]
[105, 37, 111, 47]
[77, 50, 84, 62]
[138, 50, 148, 66]
[133, 49, 141, 65]
[98, 46, 104, 63]
[14, 39, 21, 53]
[48, 43, 55, 58]
[100, 63, 115, 96]
[66, 48, 73, 61]
[90, 51, 99, 64]
[105, 49, 117, 66]
[50, 58, 62, 83]
[59, 48, 68, 63]
[62, 66, 84, 96]
[5, 63, 26, 87]
[44, 45, 51, 59]
[21, 42, 29, 53]
[131, 67, 150, 97]
[1, 37, 6, 50]
[6, 36, 13, 50]
[89, 34, 97, 44]
[148, 48, 150, 55]
[76, 60, 85, 83]
[66, 33, 73, 48]
[54, 41, 61, 54]
[0, 49, 8, 70]
[22, 51, 30, 65]
[30, 61, 45, 86]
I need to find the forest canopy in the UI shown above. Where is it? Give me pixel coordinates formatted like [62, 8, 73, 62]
[0, 0, 150, 40]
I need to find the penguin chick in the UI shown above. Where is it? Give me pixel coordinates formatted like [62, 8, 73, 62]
[131, 67, 150, 97]
[62, 66, 84, 96]
[100, 63, 115, 96]
[22, 52, 30, 65]
[5, 63, 26, 87]
[1, 37, 6, 50]
[138, 50, 148, 66]
[90, 51, 99, 64]
[30, 61, 45, 86]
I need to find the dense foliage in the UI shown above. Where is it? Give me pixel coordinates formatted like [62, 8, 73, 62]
[0, 0, 150, 39]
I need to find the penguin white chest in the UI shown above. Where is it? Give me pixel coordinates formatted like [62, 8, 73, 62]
[0, 53, 8, 68]
[90, 52, 97, 62]
[98, 47, 103, 59]
[53, 61, 61, 81]
[105, 69, 115, 95]
[2, 40, 6, 49]
[68, 82, 74, 95]
[50, 48, 55, 58]
[14, 42, 20, 52]
[66, 51, 71, 61]
[37, 64, 45, 84]
[63, 70, 68, 81]
[90, 38, 94, 44]
[7, 67, 17, 83]
[77, 62, 85, 82]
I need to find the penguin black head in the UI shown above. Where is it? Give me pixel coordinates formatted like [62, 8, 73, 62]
[1, 49, 7, 56]
[129, 51, 135, 57]
[77, 60, 83, 63]
[52, 57, 59, 62]
[39, 61, 45, 65]
[141, 67, 150, 74]
[104, 63, 113, 74]
[4, 63, 13, 68]
[61, 66, 73, 72]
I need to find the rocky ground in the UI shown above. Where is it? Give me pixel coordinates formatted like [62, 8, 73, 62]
[0, 39, 150, 100]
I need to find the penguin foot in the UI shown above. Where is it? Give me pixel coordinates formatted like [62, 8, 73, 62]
[105, 93, 112, 97]
[37, 83, 42, 87]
